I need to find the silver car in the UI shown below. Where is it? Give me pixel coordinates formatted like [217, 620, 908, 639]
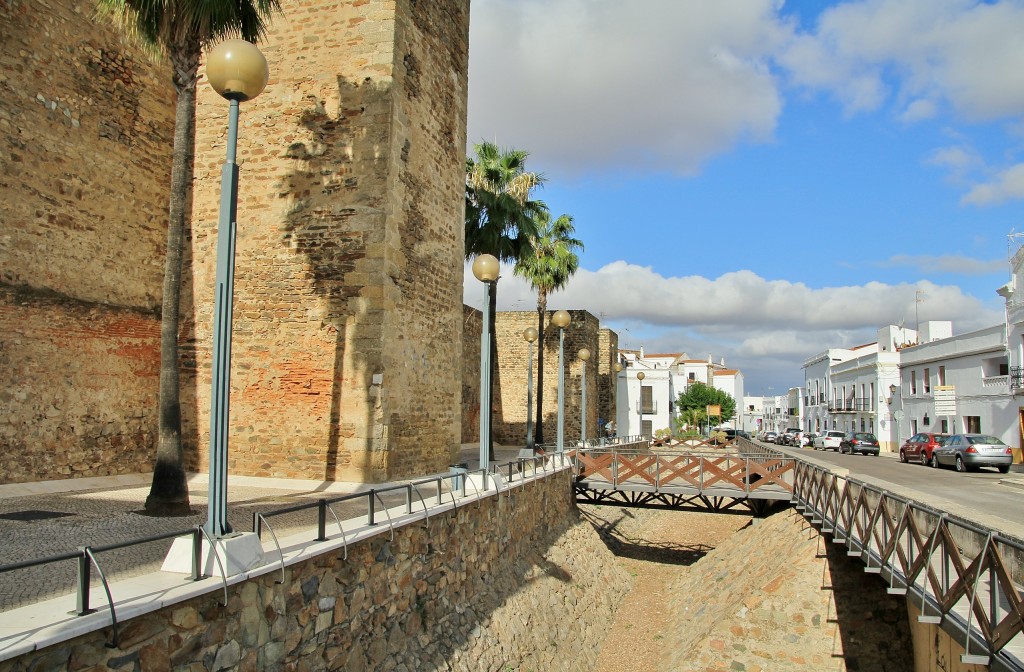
[932, 434, 1013, 473]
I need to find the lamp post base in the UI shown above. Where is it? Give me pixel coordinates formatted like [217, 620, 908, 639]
[161, 532, 265, 578]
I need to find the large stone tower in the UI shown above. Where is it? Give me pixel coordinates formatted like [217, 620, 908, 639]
[0, 0, 470, 484]
[186, 0, 470, 482]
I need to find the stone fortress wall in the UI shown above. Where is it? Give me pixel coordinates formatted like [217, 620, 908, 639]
[0, 0, 174, 483]
[1, 0, 470, 485]
[460, 308, 619, 450]
[490, 310, 615, 447]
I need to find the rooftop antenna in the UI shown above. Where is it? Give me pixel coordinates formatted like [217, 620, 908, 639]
[1008, 230, 1024, 275]
[915, 289, 926, 333]
[1009, 229, 1024, 258]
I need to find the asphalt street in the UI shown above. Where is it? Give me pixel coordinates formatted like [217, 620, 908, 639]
[768, 441, 1024, 541]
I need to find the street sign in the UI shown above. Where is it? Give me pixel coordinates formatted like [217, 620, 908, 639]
[893, 410, 905, 421]
[934, 386, 957, 415]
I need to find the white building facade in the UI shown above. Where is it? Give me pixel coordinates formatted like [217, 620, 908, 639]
[896, 323, 1013, 449]
[802, 325, 928, 452]
[614, 351, 747, 437]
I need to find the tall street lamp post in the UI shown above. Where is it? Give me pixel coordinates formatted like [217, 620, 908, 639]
[472, 254, 500, 472]
[552, 310, 571, 452]
[612, 361, 623, 443]
[521, 327, 538, 457]
[636, 371, 645, 439]
[578, 348, 590, 443]
[204, 39, 269, 538]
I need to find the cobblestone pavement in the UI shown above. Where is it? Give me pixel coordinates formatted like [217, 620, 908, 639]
[0, 444, 527, 613]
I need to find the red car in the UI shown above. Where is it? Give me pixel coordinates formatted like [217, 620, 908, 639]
[900, 433, 950, 466]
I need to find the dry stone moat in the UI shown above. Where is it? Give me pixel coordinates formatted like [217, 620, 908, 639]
[587, 505, 913, 672]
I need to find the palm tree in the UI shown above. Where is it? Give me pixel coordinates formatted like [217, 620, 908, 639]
[98, 0, 281, 515]
[465, 141, 544, 459]
[514, 210, 583, 446]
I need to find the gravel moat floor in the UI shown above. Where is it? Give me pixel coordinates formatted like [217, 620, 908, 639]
[583, 504, 753, 672]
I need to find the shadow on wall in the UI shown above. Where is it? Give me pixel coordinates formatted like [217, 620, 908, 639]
[279, 75, 390, 482]
[823, 528, 914, 669]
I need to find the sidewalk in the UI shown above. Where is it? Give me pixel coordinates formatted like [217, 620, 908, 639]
[0, 442, 532, 612]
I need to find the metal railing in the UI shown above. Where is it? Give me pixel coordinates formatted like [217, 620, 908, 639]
[1011, 366, 1024, 391]
[828, 399, 875, 413]
[793, 461, 1024, 667]
[0, 453, 573, 647]
[0, 527, 206, 647]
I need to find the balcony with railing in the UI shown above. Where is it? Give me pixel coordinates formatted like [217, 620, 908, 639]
[1009, 366, 1023, 393]
[827, 398, 875, 413]
[636, 399, 658, 415]
[982, 375, 1009, 390]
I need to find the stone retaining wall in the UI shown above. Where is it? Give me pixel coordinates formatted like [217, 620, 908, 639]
[0, 470, 631, 671]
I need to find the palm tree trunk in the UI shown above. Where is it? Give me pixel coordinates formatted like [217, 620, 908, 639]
[533, 290, 548, 446]
[145, 47, 199, 516]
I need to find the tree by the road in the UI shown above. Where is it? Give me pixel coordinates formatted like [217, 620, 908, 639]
[514, 209, 582, 445]
[676, 382, 736, 424]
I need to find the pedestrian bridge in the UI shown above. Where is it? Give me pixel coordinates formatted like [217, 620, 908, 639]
[573, 438, 1024, 670]
[572, 440, 793, 514]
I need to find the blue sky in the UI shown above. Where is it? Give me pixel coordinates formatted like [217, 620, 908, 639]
[461, 0, 1024, 395]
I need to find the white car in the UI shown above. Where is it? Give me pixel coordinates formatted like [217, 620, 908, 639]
[813, 431, 846, 451]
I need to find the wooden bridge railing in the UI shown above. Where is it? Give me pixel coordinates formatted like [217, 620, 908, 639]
[793, 460, 1024, 667]
[572, 443, 794, 501]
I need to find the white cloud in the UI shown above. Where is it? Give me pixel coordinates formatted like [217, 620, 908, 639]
[467, 0, 790, 175]
[927, 145, 981, 173]
[962, 163, 1024, 205]
[781, 0, 1024, 122]
[464, 260, 1003, 390]
[468, 0, 1024, 182]
[901, 98, 937, 123]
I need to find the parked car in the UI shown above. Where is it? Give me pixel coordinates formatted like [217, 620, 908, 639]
[761, 431, 778, 444]
[899, 433, 950, 466]
[813, 431, 846, 451]
[931, 434, 1013, 473]
[780, 428, 802, 446]
[839, 432, 880, 455]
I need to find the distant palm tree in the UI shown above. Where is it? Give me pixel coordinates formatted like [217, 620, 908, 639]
[514, 210, 583, 446]
[98, 0, 280, 515]
[465, 141, 544, 459]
